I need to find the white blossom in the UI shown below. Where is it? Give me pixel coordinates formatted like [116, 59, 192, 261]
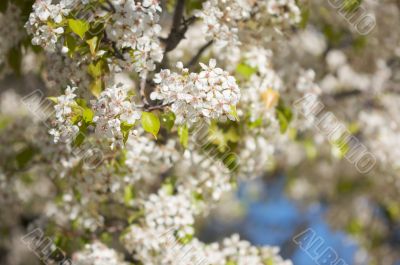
[151, 59, 241, 124]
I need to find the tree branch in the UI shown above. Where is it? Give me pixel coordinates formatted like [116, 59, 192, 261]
[162, 0, 197, 53]
[185, 40, 213, 69]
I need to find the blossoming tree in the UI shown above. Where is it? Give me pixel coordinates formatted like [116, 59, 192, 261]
[0, 0, 399, 264]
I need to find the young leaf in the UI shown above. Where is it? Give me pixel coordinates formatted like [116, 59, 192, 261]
[121, 122, 135, 144]
[47, 97, 58, 104]
[178, 125, 189, 148]
[229, 105, 239, 121]
[82, 108, 94, 123]
[141, 112, 160, 138]
[68, 19, 90, 39]
[276, 100, 293, 134]
[86, 36, 99, 56]
[160, 112, 176, 131]
[236, 63, 257, 79]
[88, 60, 105, 78]
[90, 78, 103, 98]
[65, 34, 77, 57]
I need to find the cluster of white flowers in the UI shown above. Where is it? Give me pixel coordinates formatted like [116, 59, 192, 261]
[320, 50, 391, 94]
[123, 227, 292, 265]
[195, 0, 252, 48]
[26, 0, 164, 78]
[92, 83, 141, 148]
[151, 60, 241, 124]
[237, 135, 276, 179]
[25, 0, 77, 51]
[195, 0, 301, 49]
[296, 69, 322, 95]
[106, 0, 163, 76]
[264, 0, 301, 25]
[221, 234, 293, 265]
[142, 189, 196, 237]
[0, 4, 25, 67]
[72, 241, 128, 265]
[175, 150, 232, 202]
[49, 86, 80, 143]
[239, 47, 283, 125]
[125, 134, 179, 183]
[359, 95, 400, 171]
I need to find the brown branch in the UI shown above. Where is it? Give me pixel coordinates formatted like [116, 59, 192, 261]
[162, 0, 197, 53]
[185, 40, 213, 69]
[332, 89, 362, 100]
[144, 102, 173, 111]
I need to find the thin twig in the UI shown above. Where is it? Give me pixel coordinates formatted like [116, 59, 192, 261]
[144, 102, 173, 111]
[140, 73, 150, 106]
[163, 0, 195, 53]
[185, 40, 213, 69]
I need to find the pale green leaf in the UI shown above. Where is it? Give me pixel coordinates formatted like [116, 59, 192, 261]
[68, 19, 89, 39]
[178, 124, 189, 148]
[141, 112, 160, 138]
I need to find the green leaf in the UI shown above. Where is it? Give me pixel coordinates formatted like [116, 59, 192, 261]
[90, 78, 103, 98]
[178, 125, 189, 148]
[121, 122, 135, 144]
[229, 105, 239, 121]
[162, 182, 174, 195]
[7, 46, 22, 75]
[47, 97, 58, 104]
[185, 0, 204, 13]
[141, 112, 160, 138]
[236, 63, 257, 79]
[304, 140, 317, 160]
[160, 112, 176, 131]
[225, 127, 240, 143]
[73, 132, 86, 147]
[73, 122, 89, 147]
[166, 0, 176, 13]
[88, 60, 106, 78]
[82, 108, 94, 123]
[68, 19, 90, 39]
[86, 36, 99, 56]
[248, 117, 263, 128]
[124, 186, 135, 206]
[76, 98, 88, 108]
[64, 34, 77, 57]
[276, 100, 293, 134]
[299, 7, 310, 29]
[16, 147, 37, 169]
[0, 116, 11, 131]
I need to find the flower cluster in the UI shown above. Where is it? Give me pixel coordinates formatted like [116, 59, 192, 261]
[175, 150, 232, 202]
[106, 0, 163, 76]
[125, 134, 179, 183]
[264, 0, 301, 25]
[142, 189, 196, 238]
[26, 0, 164, 78]
[195, 0, 301, 49]
[122, 227, 293, 265]
[92, 83, 141, 148]
[151, 60, 241, 124]
[195, 0, 253, 48]
[2, 0, 399, 264]
[49, 86, 80, 143]
[72, 241, 128, 265]
[25, 0, 76, 51]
